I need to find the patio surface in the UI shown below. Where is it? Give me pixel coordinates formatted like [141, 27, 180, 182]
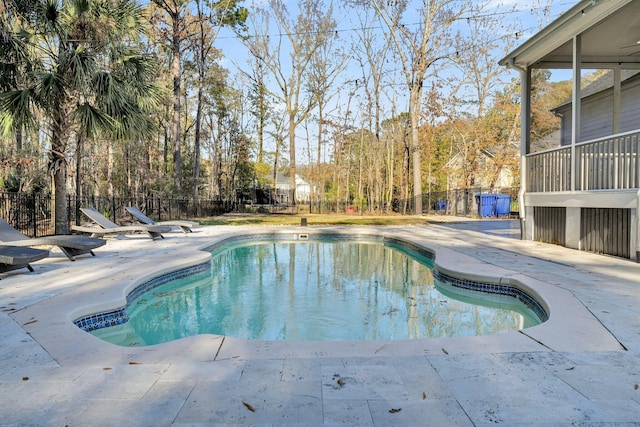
[1, 218, 639, 426]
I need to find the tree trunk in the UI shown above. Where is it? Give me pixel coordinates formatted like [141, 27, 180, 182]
[92, 142, 100, 199]
[288, 112, 296, 205]
[315, 101, 324, 213]
[15, 126, 22, 152]
[273, 140, 279, 204]
[125, 140, 132, 195]
[75, 133, 83, 201]
[107, 140, 114, 199]
[258, 96, 265, 163]
[387, 135, 394, 212]
[50, 103, 70, 235]
[172, 21, 182, 192]
[317, 102, 323, 168]
[403, 145, 410, 215]
[357, 129, 364, 210]
[52, 163, 68, 234]
[193, 84, 203, 203]
[50, 138, 68, 234]
[409, 87, 422, 214]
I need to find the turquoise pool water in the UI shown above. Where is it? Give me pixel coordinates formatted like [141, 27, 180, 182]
[92, 237, 542, 346]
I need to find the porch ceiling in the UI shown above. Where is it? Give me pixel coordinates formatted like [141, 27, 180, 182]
[499, 0, 640, 69]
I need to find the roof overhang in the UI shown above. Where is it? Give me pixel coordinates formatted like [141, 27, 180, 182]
[499, 0, 640, 70]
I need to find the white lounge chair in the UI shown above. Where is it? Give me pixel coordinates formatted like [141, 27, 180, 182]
[0, 218, 105, 261]
[72, 208, 170, 240]
[0, 245, 49, 276]
[125, 206, 197, 234]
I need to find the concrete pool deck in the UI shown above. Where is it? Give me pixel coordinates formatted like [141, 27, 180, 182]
[1, 218, 639, 426]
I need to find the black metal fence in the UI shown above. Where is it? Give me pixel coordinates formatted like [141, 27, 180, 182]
[68, 195, 230, 226]
[1, 187, 520, 237]
[304, 187, 520, 217]
[0, 192, 231, 237]
[0, 192, 52, 237]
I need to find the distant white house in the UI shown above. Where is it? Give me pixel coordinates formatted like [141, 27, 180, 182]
[444, 147, 517, 191]
[274, 172, 313, 203]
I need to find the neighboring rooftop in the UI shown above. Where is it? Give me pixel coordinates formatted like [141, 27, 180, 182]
[553, 69, 640, 110]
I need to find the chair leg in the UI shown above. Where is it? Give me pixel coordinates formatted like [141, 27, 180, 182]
[59, 247, 76, 261]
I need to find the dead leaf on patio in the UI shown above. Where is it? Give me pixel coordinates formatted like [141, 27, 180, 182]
[243, 401, 255, 412]
[103, 367, 112, 371]
[441, 348, 449, 355]
[22, 377, 29, 381]
[635, 384, 638, 390]
[389, 408, 402, 413]
[375, 343, 390, 354]
[422, 392, 427, 400]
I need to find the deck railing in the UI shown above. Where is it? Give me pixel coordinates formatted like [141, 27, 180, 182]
[527, 130, 640, 192]
[527, 146, 571, 192]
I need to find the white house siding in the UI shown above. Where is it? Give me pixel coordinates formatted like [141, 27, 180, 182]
[581, 95, 614, 140]
[620, 79, 640, 132]
[559, 91, 613, 144]
[274, 172, 313, 203]
[558, 74, 640, 145]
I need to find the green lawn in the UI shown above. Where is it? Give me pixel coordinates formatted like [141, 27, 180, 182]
[198, 213, 443, 226]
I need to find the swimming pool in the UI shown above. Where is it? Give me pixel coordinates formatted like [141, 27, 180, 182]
[82, 234, 545, 346]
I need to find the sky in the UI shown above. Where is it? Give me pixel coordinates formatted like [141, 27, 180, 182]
[215, 0, 577, 74]
[210, 0, 579, 164]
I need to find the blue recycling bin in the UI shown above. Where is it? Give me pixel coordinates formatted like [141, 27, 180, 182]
[436, 200, 450, 211]
[494, 194, 512, 217]
[475, 194, 497, 217]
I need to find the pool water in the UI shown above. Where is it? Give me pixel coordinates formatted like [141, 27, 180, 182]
[92, 238, 541, 346]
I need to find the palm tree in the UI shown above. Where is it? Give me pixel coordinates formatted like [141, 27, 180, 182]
[0, 0, 162, 234]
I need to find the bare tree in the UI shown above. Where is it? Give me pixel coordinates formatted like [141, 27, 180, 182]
[306, 8, 347, 210]
[242, 0, 337, 204]
[448, 1, 520, 189]
[361, 0, 469, 214]
[245, 55, 271, 165]
[192, 0, 247, 203]
[150, 0, 190, 193]
[352, 9, 393, 211]
[531, 0, 555, 30]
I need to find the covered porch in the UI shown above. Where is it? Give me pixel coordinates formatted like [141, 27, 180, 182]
[499, 0, 640, 260]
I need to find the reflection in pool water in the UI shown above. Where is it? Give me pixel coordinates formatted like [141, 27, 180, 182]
[92, 238, 542, 346]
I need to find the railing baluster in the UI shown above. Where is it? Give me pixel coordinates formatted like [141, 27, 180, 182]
[613, 137, 619, 189]
[629, 134, 640, 188]
[576, 145, 582, 191]
[527, 130, 640, 192]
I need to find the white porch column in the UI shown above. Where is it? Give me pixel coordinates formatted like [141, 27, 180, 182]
[567, 35, 582, 249]
[636, 190, 640, 262]
[519, 66, 532, 240]
[570, 35, 582, 193]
